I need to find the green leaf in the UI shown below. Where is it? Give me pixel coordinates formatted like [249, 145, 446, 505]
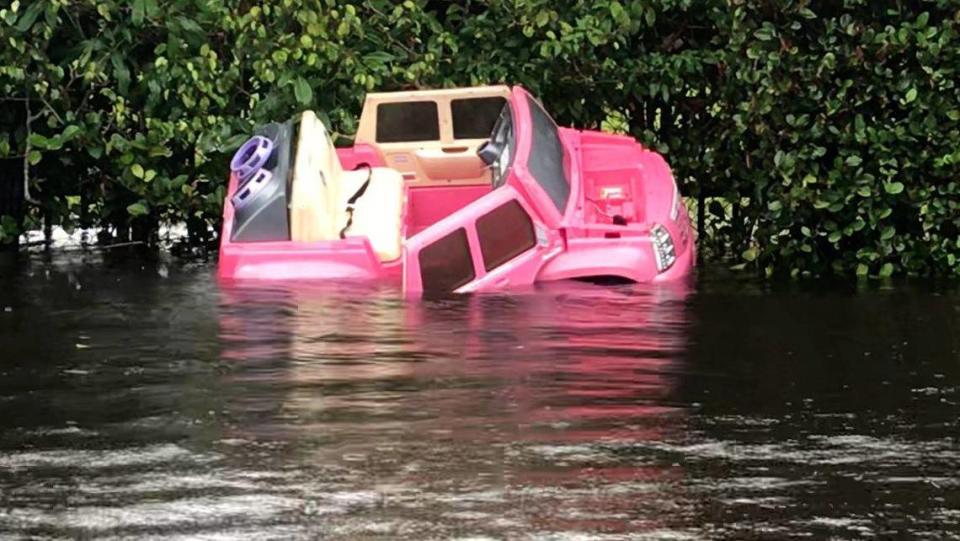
[28, 150, 41, 165]
[144, 169, 157, 182]
[905, 88, 918, 103]
[884, 182, 905, 195]
[132, 0, 146, 25]
[176, 16, 202, 35]
[222, 133, 250, 151]
[14, 0, 43, 31]
[535, 10, 550, 27]
[822, 52, 836, 70]
[846, 155, 862, 167]
[126, 202, 148, 216]
[61, 125, 81, 141]
[754, 27, 774, 41]
[856, 263, 869, 277]
[880, 226, 895, 241]
[293, 77, 313, 105]
[879, 262, 894, 277]
[131, 164, 145, 178]
[45, 136, 64, 151]
[111, 53, 130, 95]
[27, 133, 48, 147]
[362, 51, 395, 65]
[742, 248, 758, 262]
[644, 7, 655, 25]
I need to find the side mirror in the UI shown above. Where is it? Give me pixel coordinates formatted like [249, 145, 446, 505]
[477, 141, 503, 166]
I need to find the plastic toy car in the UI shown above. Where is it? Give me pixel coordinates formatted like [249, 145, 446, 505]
[218, 85, 695, 294]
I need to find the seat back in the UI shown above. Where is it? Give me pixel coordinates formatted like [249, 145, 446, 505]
[290, 111, 343, 241]
[289, 111, 406, 259]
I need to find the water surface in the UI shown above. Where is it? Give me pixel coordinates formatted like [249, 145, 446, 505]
[1, 252, 958, 539]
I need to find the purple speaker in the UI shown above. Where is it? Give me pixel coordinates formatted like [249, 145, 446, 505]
[230, 136, 274, 183]
[230, 168, 273, 209]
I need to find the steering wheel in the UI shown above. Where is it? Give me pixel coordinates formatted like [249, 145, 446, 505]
[478, 105, 512, 187]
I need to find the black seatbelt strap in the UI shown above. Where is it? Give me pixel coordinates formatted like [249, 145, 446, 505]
[339, 164, 373, 239]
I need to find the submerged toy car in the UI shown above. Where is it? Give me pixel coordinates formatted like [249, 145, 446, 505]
[218, 85, 695, 293]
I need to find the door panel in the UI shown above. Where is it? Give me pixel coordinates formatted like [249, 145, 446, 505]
[402, 186, 561, 294]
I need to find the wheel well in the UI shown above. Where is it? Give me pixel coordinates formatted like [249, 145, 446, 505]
[573, 275, 637, 286]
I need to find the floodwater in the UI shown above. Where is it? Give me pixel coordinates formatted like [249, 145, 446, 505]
[1, 251, 958, 540]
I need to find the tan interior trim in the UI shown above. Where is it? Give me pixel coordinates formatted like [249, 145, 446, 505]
[290, 111, 338, 242]
[353, 86, 511, 187]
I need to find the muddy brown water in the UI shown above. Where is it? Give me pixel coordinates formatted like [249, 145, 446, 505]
[0, 251, 958, 539]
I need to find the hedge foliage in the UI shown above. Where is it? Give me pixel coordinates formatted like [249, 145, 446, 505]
[1, 0, 959, 277]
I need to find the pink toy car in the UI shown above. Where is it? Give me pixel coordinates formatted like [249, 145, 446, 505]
[218, 85, 695, 294]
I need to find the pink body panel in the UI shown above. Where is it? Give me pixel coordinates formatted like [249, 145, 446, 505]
[405, 184, 490, 236]
[335, 143, 384, 171]
[537, 125, 697, 284]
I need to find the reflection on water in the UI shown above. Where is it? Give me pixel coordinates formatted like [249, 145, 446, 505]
[215, 280, 694, 538]
[0, 252, 958, 539]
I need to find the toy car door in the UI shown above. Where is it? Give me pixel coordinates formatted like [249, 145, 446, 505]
[402, 185, 563, 294]
[355, 87, 511, 186]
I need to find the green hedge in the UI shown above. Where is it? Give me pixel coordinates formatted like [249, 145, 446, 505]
[1, 1, 958, 277]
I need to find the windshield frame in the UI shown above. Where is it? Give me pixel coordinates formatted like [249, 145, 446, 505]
[522, 94, 571, 215]
[488, 102, 515, 189]
[487, 86, 581, 228]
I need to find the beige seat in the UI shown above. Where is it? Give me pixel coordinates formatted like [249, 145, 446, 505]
[290, 111, 405, 261]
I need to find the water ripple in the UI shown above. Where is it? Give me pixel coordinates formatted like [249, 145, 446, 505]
[1, 257, 958, 538]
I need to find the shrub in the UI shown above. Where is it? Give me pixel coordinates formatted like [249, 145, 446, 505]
[1, 0, 957, 277]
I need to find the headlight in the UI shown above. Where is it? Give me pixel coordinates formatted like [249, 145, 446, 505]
[651, 223, 676, 272]
[670, 183, 681, 221]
